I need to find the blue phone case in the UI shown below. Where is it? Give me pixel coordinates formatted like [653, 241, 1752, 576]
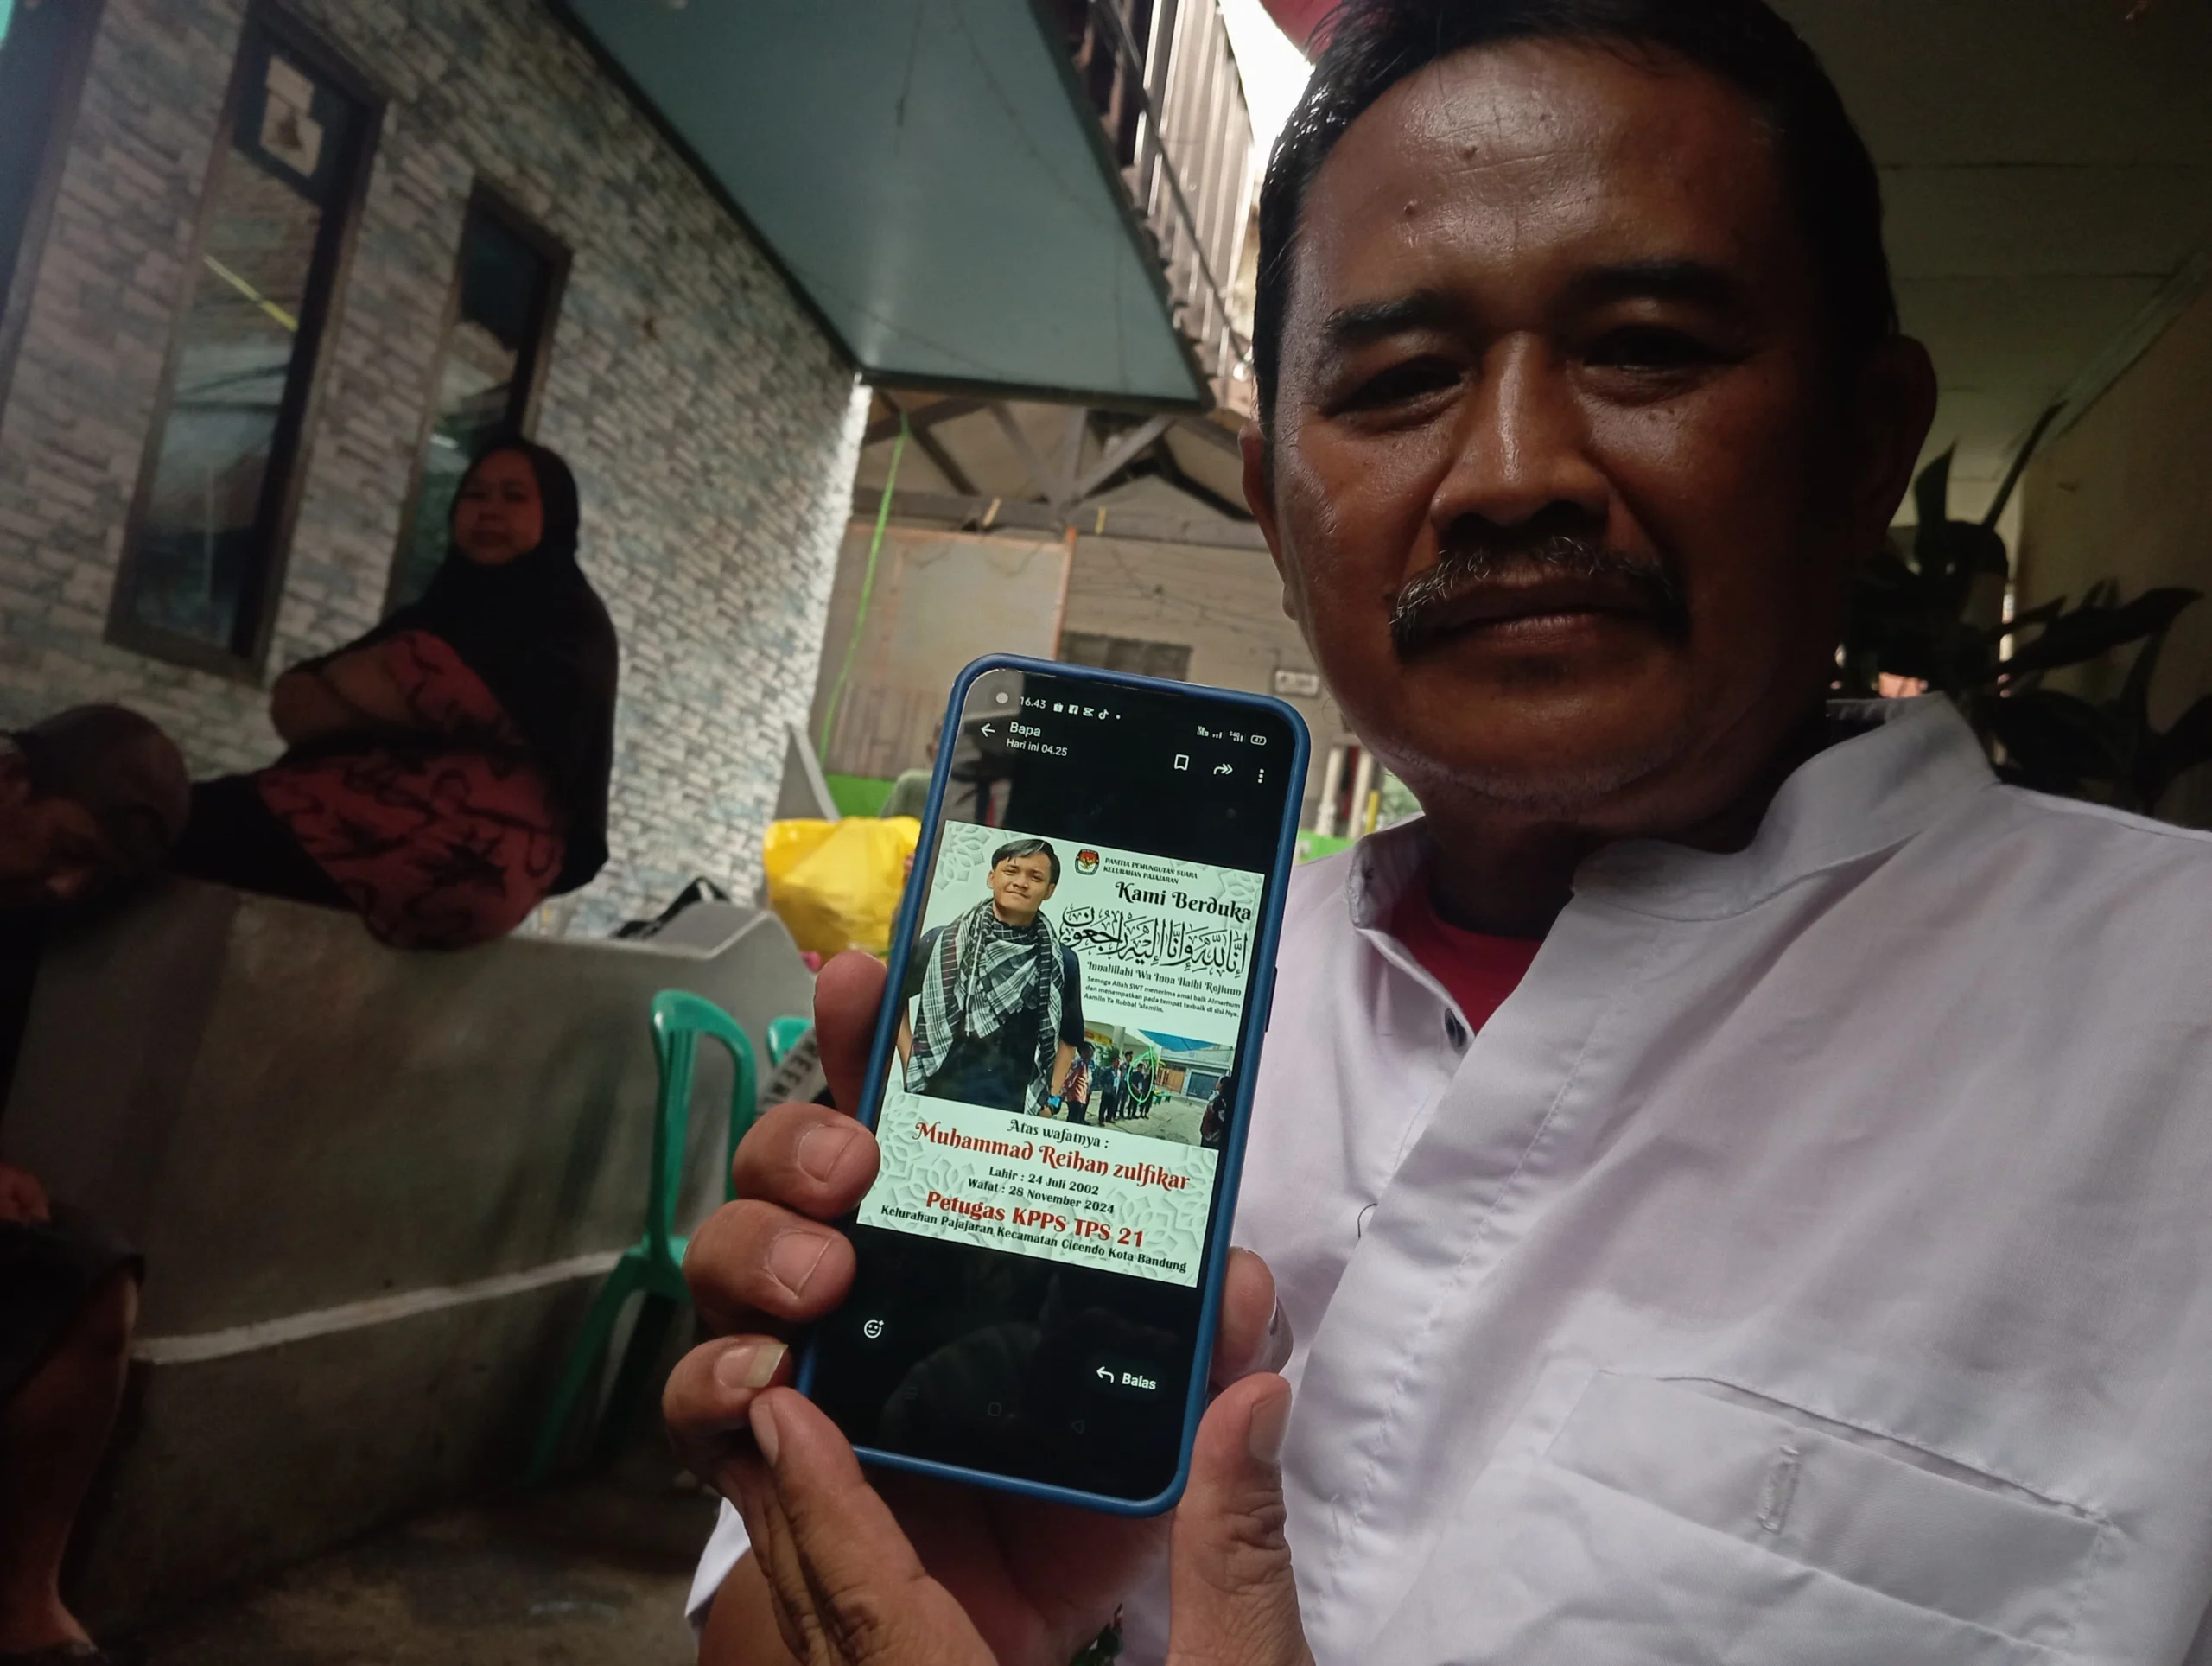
[795, 652, 1312, 1517]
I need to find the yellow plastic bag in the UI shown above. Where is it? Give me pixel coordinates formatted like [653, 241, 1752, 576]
[764, 816, 921, 957]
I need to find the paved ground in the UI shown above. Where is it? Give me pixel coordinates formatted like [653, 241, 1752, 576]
[132, 1456, 720, 1666]
[1102, 1095, 1204, 1146]
[1042, 1094, 1205, 1146]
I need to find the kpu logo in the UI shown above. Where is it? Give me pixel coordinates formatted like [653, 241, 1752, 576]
[1075, 849, 1101, 876]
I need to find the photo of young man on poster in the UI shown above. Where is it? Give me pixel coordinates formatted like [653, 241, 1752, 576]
[897, 836, 1086, 1116]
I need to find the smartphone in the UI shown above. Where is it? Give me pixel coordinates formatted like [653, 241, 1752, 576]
[797, 654, 1310, 1515]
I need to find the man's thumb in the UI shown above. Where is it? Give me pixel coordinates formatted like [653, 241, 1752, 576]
[1167, 1373, 1314, 1666]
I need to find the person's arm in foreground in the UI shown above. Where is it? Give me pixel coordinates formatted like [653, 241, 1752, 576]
[315, 647, 414, 726]
[0, 1160, 50, 1224]
[1046, 958, 1084, 1103]
[269, 646, 412, 746]
[665, 951, 1290, 1666]
[893, 933, 931, 1068]
[269, 667, 367, 747]
[720, 1373, 1312, 1666]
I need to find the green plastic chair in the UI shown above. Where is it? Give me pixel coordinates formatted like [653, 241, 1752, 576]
[767, 1014, 812, 1067]
[527, 989, 758, 1482]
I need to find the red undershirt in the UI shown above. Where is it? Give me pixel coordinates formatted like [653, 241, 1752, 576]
[1389, 877, 1544, 1034]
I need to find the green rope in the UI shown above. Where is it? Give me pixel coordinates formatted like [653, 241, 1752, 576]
[818, 414, 907, 765]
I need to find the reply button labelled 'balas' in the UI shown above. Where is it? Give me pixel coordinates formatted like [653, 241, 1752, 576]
[1085, 1355, 1164, 1396]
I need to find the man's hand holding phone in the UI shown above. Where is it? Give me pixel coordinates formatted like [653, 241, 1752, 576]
[723, 1372, 1312, 1666]
[664, 951, 1298, 1666]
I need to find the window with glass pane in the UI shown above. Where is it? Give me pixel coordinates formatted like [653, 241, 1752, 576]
[388, 195, 565, 609]
[2, 0, 106, 394]
[113, 21, 371, 664]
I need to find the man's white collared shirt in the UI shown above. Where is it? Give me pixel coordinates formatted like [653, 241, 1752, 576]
[695, 697, 2212, 1662]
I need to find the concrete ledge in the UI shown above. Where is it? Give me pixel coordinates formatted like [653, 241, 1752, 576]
[0, 879, 815, 1629]
[80, 1271, 610, 1629]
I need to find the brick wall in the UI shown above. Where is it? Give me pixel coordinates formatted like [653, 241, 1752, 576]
[809, 512, 1352, 823]
[0, 0, 864, 933]
[1058, 531, 1350, 824]
[810, 523, 1071, 780]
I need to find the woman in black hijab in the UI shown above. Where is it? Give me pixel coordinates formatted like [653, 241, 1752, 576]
[171, 438, 620, 948]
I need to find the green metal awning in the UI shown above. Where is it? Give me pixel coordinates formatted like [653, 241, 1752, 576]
[563, 0, 1210, 409]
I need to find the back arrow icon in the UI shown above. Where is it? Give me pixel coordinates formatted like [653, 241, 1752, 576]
[981, 723, 996, 735]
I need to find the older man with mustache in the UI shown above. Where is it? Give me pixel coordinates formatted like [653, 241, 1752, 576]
[666, 0, 2212, 1661]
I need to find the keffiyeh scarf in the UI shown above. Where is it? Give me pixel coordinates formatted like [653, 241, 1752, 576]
[907, 898, 1065, 1109]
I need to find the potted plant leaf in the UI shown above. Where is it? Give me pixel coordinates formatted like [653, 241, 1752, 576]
[1840, 406, 2212, 817]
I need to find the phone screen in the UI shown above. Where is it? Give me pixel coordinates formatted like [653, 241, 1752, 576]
[808, 661, 1301, 1505]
